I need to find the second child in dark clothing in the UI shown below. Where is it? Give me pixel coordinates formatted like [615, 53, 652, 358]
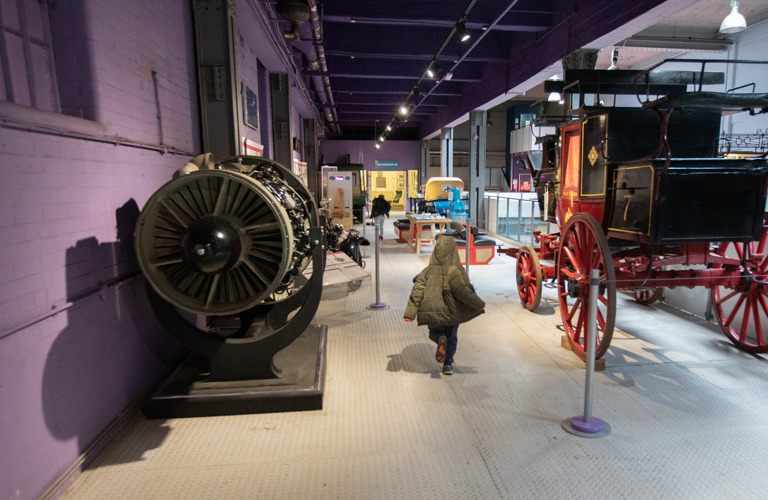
[404, 236, 485, 375]
[370, 194, 391, 240]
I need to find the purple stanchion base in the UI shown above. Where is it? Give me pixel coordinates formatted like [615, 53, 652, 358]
[561, 416, 611, 438]
[367, 302, 389, 310]
[571, 416, 604, 433]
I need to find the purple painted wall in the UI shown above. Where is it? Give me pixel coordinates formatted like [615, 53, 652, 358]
[1, 0, 325, 497]
[0, 0, 199, 497]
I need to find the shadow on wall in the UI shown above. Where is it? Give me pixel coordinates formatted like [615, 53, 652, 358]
[41, 199, 178, 465]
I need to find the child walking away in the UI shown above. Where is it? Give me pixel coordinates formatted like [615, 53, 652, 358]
[404, 236, 486, 375]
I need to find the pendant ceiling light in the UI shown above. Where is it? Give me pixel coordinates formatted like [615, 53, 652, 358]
[720, 0, 747, 34]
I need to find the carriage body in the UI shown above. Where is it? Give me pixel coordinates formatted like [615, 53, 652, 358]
[513, 60, 768, 360]
[554, 107, 768, 245]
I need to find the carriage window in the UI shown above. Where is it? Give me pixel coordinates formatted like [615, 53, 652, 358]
[562, 127, 581, 189]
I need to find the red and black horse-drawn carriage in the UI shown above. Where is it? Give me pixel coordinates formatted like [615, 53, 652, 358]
[506, 59, 768, 360]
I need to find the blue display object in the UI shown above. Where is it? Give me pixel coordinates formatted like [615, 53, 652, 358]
[432, 187, 467, 221]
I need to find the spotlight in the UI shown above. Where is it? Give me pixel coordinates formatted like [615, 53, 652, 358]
[720, 0, 747, 34]
[457, 20, 470, 42]
[375, 142, 381, 149]
[400, 105, 409, 115]
[379, 135, 384, 142]
[445, 72, 454, 81]
[427, 60, 440, 78]
[386, 124, 392, 131]
[413, 85, 420, 98]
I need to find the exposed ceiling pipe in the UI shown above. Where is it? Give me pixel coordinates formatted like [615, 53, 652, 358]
[277, 0, 341, 135]
[308, 0, 341, 135]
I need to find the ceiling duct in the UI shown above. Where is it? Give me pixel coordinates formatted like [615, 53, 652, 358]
[562, 48, 600, 70]
[276, 0, 311, 23]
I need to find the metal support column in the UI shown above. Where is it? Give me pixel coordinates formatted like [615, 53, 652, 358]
[270, 73, 292, 168]
[441, 127, 454, 178]
[420, 139, 430, 184]
[468, 110, 487, 227]
[304, 118, 318, 199]
[191, 0, 240, 160]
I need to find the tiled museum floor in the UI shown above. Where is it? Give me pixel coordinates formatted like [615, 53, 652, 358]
[62, 213, 768, 499]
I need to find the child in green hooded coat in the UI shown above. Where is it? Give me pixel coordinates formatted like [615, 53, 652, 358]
[404, 235, 486, 375]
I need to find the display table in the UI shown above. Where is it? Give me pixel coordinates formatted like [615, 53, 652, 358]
[406, 213, 451, 254]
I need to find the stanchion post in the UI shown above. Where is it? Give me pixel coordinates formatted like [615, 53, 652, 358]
[368, 222, 388, 310]
[465, 223, 471, 275]
[562, 268, 610, 437]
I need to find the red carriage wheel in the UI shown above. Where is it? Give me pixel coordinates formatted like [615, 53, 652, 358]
[632, 287, 662, 305]
[557, 213, 616, 361]
[710, 220, 768, 353]
[516, 246, 543, 311]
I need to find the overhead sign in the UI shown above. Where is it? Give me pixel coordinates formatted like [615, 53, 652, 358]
[374, 160, 399, 170]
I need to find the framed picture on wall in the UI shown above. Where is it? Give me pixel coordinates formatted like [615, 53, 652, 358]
[242, 83, 259, 130]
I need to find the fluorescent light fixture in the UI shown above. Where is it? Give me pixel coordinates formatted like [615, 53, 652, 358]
[445, 72, 453, 81]
[720, 0, 747, 33]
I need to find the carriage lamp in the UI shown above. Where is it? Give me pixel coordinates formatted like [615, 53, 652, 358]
[720, 0, 747, 33]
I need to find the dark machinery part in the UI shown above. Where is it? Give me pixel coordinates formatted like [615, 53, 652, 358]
[136, 156, 317, 316]
[136, 156, 326, 388]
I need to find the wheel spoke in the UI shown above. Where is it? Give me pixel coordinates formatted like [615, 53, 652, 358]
[757, 293, 768, 345]
[725, 294, 747, 328]
[715, 289, 740, 306]
[567, 298, 582, 322]
[562, 247, 580, 275]
[735, 243, 744, 261]
[574, 308, 585, 343]
[751, 296, 762, 345]
[757, 229, 767, 255]
[739, 300, 753, 342]
[596, 307, 607, 332]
